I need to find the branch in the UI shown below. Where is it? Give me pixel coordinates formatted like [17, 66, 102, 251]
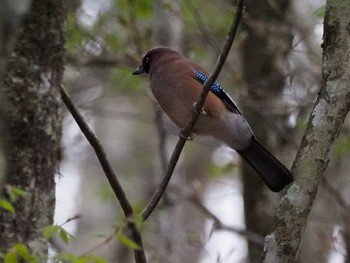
[141, 0, 245, 221]
[188, 194, 264, 246]
[60, 85, 146, 263]
[322, 178, 350, 213]
[262, 0, 350, 261]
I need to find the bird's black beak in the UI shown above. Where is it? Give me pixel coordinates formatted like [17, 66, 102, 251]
[132, 65, 145, 75]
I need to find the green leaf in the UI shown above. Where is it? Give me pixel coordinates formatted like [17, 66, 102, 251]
[13, 243, 36, 262]
[91, 256, 109, 263]
[42, 225, 61, 240]
[74, 257, 88, 263]
[0, 199, 15, 213]
[59, 229, 70, 245]
[11, 187, 27, 198]
[117, 233, 141, 250]
[4, 252, 18, 263]
[43, 225, 74, 244]
[314, 6, 325, 19]
[59, 227, 74, 245]
[7, 186, 27, 202]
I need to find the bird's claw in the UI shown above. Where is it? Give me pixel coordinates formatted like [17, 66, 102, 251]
[179, 131, 193, 140]
[193, 102, 206, 115]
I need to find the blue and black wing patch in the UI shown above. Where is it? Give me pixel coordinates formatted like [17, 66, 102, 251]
[194, 71, 242, 115]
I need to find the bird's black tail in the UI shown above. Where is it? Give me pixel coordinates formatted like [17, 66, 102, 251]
[237, 139, 293, 192]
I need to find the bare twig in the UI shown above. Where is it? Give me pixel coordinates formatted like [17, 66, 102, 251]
[188, 194, 264, 246]
[60, 85, 146, 263]
[141, 0, 245, 221]
[81, 227, 119, 257]
[154, 107, 168, 172]
[322, 178, 350, 213]
[184, 0, 222, 54]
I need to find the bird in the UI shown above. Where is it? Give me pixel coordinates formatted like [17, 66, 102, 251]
[133, 47, 293, 192]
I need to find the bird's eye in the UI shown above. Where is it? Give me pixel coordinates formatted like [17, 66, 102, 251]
[142, 55, 151, 73]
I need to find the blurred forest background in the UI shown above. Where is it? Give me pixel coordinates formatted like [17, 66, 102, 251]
[59, 0, 350, 262]
[1, 0, 350, 262]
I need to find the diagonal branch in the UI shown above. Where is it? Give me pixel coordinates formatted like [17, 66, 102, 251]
[188, 194, 264, 246]
[141, 0, 245, 221]
[322, 178, 350, 213]
[60, 85, 146, 263]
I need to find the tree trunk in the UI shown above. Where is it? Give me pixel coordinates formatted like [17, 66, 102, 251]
[262, 0, 350, 261]
[240, 1, 293, 261]
[0, 0, 32, 191]
[0, 0, 65, 259]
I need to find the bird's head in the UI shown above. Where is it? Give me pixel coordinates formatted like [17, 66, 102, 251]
[132, 47, 183, 75]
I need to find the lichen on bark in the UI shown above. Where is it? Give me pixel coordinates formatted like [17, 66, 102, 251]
[262, 0, 350, 262]
[0, 0, 65, 259]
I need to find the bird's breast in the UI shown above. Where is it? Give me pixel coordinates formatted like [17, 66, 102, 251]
[150, 73, 197, 128]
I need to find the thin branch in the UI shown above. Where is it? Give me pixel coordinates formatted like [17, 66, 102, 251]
[81, 227, 119, 257]
[322, 178, 350, 213]
[184, 0, 222, 54]
[141, 0, 245, 221]
[154, 107, 168, 172]
[60, 85, 146, 263]
[188, 194, 264, 246]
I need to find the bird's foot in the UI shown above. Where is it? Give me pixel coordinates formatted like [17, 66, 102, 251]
[193, 102, 206, 115]
[179, 131, 193, 140]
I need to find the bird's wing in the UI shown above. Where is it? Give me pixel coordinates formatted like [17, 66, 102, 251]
[193, 70, 242, 115]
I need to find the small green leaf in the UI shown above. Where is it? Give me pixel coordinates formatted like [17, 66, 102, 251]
[59, 229, 69, 245]
[13, 243, 36, 262]
[4, 252, 18, 263]
[74, 257, 88, 263]
[58, 228, 74, 245]
[91, 256, 109, 263]
[42, 225, 61, 240]
[117, 233, 141, 250]
[11, 187, 27, 198]
[7, 186, 27, 202]
[0, 199, 15, 213]
[314, 6, 325, 19]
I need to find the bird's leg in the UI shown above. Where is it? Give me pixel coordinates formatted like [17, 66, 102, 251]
[193, 102, 207, 115]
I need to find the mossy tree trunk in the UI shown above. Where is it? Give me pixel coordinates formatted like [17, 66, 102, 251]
[262, 0, 350, 261]
[0, 0, 65, 259]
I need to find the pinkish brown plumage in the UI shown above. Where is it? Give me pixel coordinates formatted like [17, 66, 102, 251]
[133, 47, 293, 192]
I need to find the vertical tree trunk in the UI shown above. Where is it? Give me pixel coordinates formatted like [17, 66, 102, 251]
[0, 0, 32, 190]
[0, 0, 65, 259]
[262, 0, 350, 261]
[240, 1, 293, 261]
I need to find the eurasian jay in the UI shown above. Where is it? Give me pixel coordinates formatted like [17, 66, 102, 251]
[133, 47, 293, 192]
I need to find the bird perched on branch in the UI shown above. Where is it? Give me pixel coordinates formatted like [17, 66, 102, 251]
[133, 47, 293, 192]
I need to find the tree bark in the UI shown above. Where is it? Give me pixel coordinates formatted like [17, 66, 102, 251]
[0, 0, 32, 191]
[240, 1, 293, 261]
[262, 0, 350, 261]
[0, 0, 65, 259]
